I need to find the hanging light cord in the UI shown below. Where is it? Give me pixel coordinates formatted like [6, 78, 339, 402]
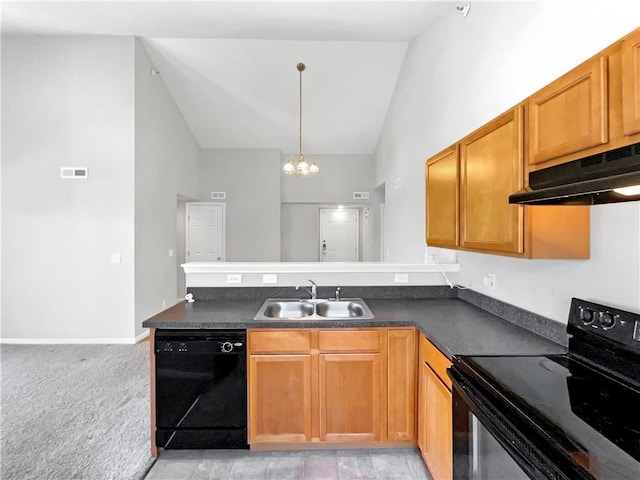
[298, 63, 304, 157]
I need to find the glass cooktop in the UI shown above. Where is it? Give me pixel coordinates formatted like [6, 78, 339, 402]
[459, 353, 640, 480]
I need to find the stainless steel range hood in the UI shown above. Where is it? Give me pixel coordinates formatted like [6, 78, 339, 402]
[509, 142, 640, 205]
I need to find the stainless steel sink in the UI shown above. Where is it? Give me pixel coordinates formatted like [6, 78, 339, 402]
[260, 300, 315, 319]
[255, 298, 374, 320]
[315, 300, 370, 318]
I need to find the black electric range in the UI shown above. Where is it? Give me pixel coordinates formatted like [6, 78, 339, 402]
[448, 298, 640, 480]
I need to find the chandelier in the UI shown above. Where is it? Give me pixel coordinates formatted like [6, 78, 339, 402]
[283, 63, 319, 176]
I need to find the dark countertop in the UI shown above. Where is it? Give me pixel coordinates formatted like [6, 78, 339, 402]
[142, 297, 567, 359]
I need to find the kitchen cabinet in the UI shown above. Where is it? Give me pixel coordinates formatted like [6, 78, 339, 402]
[319, 352, 381, 442]
[425, 106, 589, 259]
[426, 145, 459, 248]
[525, 27, 640, 171]
[318, 329, 381, 442]
[460, 106, 524, 254]
[622, 28, 640, 136]
[387, 328, 417, 441]
[248, 330, 312, 443]
[247, 327, 415, 446]
[418, 334, 452, 480]
[528, 55, 608, 165]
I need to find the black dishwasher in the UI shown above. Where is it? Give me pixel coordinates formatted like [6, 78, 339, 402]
[155, 329, 248, 449]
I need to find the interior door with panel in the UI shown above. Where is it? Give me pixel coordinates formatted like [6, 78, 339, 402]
[426, 145, 459, 248]
[460, 107, 524, 254]
[622, 27, 640, 136]
[319, 208, 359, 262]
[186, 203, 225, 262]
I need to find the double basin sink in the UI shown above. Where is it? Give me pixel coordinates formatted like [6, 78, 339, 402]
[254, 298, 374, 321]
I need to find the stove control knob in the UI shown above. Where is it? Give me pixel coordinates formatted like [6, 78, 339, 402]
[578, 306, 595, 325]
[599, 312, 616, 330]
[221, 341, 233, 353]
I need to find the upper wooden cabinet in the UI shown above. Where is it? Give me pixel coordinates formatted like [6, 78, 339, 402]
[622, 28, 640, 136]
[460, 107, 524, 254]
[426, 145, 459, 248]
[525, 27, 640, 170]
[425, 105, 590, 259]
[528, 56, 608, 165]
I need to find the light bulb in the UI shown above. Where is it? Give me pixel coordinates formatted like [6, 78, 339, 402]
[283, 159, 296, 174]
[309, 158, 319, 174]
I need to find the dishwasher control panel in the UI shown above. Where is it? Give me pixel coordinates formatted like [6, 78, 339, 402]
[155, 330, 246, 355]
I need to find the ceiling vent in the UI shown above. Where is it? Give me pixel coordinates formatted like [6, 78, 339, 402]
[353, 192, 370, 200]
[60, 167, 88, 179]
[211, 192, 227, 200]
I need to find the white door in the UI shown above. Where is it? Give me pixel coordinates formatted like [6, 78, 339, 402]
[186, 203, 225, 262]
[320, 208, 359, 262]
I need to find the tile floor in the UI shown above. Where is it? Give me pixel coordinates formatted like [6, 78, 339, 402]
[144, 448, 433, 480]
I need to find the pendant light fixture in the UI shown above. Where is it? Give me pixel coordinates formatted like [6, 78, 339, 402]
[283, 63, 319, 176]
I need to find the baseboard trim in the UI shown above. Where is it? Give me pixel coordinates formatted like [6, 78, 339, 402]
[135, 330, 150, 343]
[1, 336, 144, 345]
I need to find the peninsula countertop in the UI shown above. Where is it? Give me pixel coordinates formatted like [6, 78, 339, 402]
[142, 296, 566, 359]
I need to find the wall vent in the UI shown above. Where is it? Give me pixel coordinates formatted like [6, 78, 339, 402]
[211, 192, 227, 200]
[353, 192, 370, 200]
[60, 167, 88, 179]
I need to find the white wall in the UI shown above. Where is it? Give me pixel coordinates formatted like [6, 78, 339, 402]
[375, 2, 640, 321]
[1, 36, 136, 341]
[282, 154, 375, 203]
[199, 148, 282, 261]
[135, 40, 201, 338]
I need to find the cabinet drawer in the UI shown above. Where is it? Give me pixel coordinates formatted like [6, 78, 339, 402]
[420, 335, 452, 390]
[249, 330, 311, 354]
[319, 330, 380, 352]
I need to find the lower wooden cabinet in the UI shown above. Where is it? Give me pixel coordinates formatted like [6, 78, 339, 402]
[248, 354, 312, 443]
[387, 328, 417, 441]
[319, 353, 381, 442]
[248, 327, 416, 445]
[418, 334, 453, 480]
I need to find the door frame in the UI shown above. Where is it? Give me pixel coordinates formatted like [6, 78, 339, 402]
[318, 207, 360, 262]
[185, 202, 227, 263]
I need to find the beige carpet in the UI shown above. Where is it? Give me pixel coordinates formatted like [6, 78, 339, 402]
[1, 341, 155, 479]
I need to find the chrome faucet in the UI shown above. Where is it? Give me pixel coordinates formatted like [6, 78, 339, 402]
[296, 279, 318, 300]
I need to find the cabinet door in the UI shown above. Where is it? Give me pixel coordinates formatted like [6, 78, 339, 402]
[319, 353, 381, 442]
[622, 28, 640, 136]
[460, 107, 524, 253]
[424, 365, 452, 480]
[528, 56, 608, 164]
[417, 362, 428, 459]
[249, 354, 312, 443]
[426, 145, 459, 248]
[387, 329, 416, 441]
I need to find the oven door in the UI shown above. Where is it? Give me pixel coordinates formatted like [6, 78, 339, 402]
[449, 366, 572, 480]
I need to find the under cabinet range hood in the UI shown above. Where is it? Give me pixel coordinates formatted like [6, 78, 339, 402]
[509, 142, 640, 205]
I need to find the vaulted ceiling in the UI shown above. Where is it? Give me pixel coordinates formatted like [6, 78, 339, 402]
[2, 1, 455, 154]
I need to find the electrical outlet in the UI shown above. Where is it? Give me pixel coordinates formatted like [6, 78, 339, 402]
[262, 274, 277, 284]
[227, 274, 242, 284]
[162, 300, 167, 309]
[394, 273, 409, 283]
[483, 274, 496, 289]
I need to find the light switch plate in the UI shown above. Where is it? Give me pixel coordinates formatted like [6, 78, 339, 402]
[394, 273, 409, 283]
